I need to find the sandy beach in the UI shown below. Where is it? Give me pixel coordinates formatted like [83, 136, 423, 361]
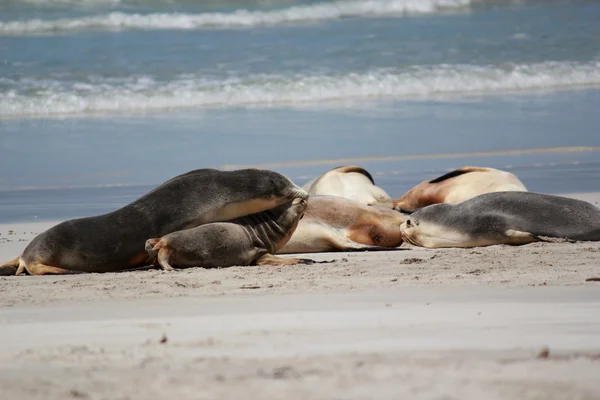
[1, 193, 599, 399]
[4, 0, 600, 397]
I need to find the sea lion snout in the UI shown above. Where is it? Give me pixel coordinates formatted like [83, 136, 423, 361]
[292, 196, 309, 206]
[289, 186, 309, 201]
[399, 217, 422, 246]
[291, 197, 309, 220]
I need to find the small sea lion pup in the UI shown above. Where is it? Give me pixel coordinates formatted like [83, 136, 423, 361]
[302, 165, 393, 207]
[400, 192, 600, 249]
[393, 166, 527, 211]
[0, 168, 307, 275]
[145, 197, 309, 270]
[278, 195, 405, 254]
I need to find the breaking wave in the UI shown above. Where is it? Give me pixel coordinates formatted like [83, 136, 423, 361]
[2, 61, 599, 118]
[0, 0, 471, 35]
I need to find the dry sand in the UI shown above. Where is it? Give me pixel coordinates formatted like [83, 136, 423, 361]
[1, 192, 599, 399]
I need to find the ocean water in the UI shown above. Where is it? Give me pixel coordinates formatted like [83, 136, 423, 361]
[1, 0, 599, 222]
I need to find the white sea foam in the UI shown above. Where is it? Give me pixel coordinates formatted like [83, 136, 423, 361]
[0, 0, 471, 35]
[2, 61, 599, 118]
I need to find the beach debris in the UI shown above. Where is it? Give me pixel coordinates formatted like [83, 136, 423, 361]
[585, 277, 600, 282]
[69, 389, 88, 398]
[240, 284, 261, 289]
[174, 281, 186, 288]
[537, 347, 550, 359]
[400, 257, 423, 264]
[272, 366, 293, 379]
[159, 334, 168, 344]
[466, 268, 484, 275]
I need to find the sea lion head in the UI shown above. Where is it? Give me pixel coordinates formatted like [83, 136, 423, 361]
[399, 204, 467, 248]
[266, 196, 309, 252]
[244, 169, 308, 204]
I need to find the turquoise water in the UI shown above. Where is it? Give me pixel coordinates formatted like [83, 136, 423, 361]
[1, 0, 599, 222]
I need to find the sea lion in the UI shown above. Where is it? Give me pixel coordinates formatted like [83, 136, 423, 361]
[393, 166, 527, 211]
[302, 165, 392, 207]
[278, 195, 405, 254]
[1, 168, 307, 275]
[145, 197, 309, 270]
[400, 192, 600, 249]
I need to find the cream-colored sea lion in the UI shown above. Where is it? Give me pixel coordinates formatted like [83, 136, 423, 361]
[145, 197, 309, 270]
[302, 165, 392, 207]
[400, 192, 600, 248]
[0, 168, 307, 275]
[393, 166, 527, 211]
[278, 195, 405, 254]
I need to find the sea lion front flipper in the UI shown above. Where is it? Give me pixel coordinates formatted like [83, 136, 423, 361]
[327, 235, 391, 252]
[19, 261, 83, 275]
[255, 253, 314, 266]
[504, 229, 543, 245]
[0, 256, 20, 276]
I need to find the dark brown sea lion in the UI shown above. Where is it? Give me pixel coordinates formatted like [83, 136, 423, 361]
[1, 168, 307, 275]
[145, 197, 309, 270]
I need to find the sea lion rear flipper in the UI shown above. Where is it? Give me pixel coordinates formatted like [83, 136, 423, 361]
[157, 248, 175, 271]
[329, 236, 394, 252]
[504, 229, 545, 245]
[255, 253, 314, 266]
[0, 256, 20, 276]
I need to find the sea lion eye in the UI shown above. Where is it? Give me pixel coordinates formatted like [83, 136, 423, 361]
[374, 234, 383, 244]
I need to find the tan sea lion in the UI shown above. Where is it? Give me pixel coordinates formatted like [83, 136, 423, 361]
[302, 165, 392, 207]
[278, 195, 405, 254]
[400, 192, 600, 248]
[145, 197, 309, 270]
[1, 168, 307, 275]
[393, 166, 527, 211]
